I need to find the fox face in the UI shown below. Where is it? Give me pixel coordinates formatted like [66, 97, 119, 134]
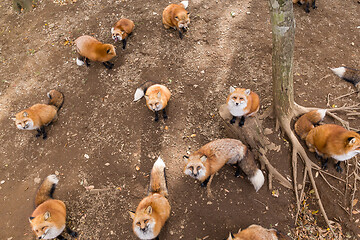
[111, 28, 124, 42]
[29, 212, 65, 239]
[175, 12, 190, 30]
[130, 206, 156, 240]
[333, 135, 360, 161]
[105, 44, 116, 57]
[183, 155, 207, 180]
[145, 92, 163, 111]
[227, 87, 251, 116]
[13, 111, 36, 130]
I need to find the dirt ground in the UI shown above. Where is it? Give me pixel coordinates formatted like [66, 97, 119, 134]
[0, 0, 359, 239]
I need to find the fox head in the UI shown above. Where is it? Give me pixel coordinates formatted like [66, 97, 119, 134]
[111, 28, 126, 42]
[104, 44, 116, 58]
[29, 211, 63, 239]
[145, 91, 163, 111]
[129, 206, 156, 239]
[345, 132, 360, 155]
[227, 87, 251, 109]
[12, 111, 35, 130]
[183, 154, 207, 181]
[175, 10, 190, 31]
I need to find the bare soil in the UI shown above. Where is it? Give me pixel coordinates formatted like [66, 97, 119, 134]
[0, 0, 359, 239]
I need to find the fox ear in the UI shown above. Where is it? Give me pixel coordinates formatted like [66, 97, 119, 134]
[145, 206, 152, 215]
[183, 155, 189, 162]
[145, 95, 149, 101]
[129, 211, 135, 220]
[11, 116, 16, 121]
[200, 155, 207, 162]
[227, 232, 235, 240]
[245, 89, 251, 95]
[187, 12, 190, 16]
[348, 137, 356, 145]
[229, 86, 236, 93]
[44, 211, 50, 220]
[29, 216, 35, 223]
[107, 49, 110, 54]
[157, 91, 161, 98]
[175, 16, 179, 21]
[23, 112, 28, 117]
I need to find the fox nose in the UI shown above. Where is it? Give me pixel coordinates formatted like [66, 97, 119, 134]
[236, 103, 239, 106]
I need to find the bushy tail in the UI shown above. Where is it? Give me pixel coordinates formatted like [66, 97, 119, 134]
[149, 157, 168, 197]
[133, 81, 155, 101]
[294, 109, 326, 139]
[35, 175, 59, 207]
[179, 1, 189, 9]
[47, 89, 64, 110]
[239, 150, 264, 192]
[331, 67, 360, 87]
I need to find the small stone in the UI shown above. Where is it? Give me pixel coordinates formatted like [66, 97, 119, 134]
[207, 201, 213, 205]
[34, 178, 41, 184]
[54, 171, 59, 175]
[84, 154, 89, 159]
[0, 180, 5, 185]
[135, 166, 140, 171]
[105, 163, 110, 166]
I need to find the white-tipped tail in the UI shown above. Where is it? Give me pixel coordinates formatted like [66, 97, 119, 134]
[331, 67, 346, 78]
[134, 88, 145, 101]
[153, 157, 166, 169]
[76, 58, 85, 66]
[317, 109, 327, 120]
[249, 169, 264, 192]
[180, 0, 189, 9]
[46, 174, 59, 185]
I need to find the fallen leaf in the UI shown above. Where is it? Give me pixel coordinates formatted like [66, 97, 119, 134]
[353, 199, 358, 207]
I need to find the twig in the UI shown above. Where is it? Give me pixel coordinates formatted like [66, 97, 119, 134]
[295, 169, 307, 224]
[319, 172, 344, 196]
[334, 91, 358, 100]
[337, 202, 350, 215]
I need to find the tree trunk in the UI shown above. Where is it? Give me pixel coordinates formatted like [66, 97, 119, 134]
[269, 0, 295, 120]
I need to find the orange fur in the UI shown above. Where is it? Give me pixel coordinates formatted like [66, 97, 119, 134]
[129, 158, 170, 240]
[112, 18, 134, 40]
[145, 84, 171, 111]
[305, 124, 360, 160]
[75, 35, 116, 62]
[294, 110, 326, 140]
[228, 224, 287, 240]
[162, 1, 190, 38]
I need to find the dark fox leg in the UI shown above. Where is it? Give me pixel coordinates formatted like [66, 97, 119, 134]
[154, 237, 159, 240]
[163, 108, 168, 120]
[201, 176, 210, 187]
[84, 57, 90, 67]
[154, 111, 159, 122]
[57, 235, 67, 240]
[335, 161, 343, 173]
[122, 39, 127, 49]
[66, 226, 78, 238]
[312, 0, 317, 9]
[230, 116, 236, 124]
[239, 116, 245, 127]
[41, 126, 47, 139]
[103, 61, 114, 70]
[321, 158, 328, 170]
[297, 0, 303, 6]
[178, 29, 183, 39]
[305, 2, 310, 13]
[36, 128, 42, 138]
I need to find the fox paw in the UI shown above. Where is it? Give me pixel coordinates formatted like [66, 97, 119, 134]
[230, 117, 236, 124]
[321, 162, 328, 170]
[335, 164, 343, 173]
[69, 231, 78, 238]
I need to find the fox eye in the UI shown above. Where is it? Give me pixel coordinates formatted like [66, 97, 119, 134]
[136, 222, 141, 226]
[144, 219, 149, 224]
[197, 166, 201, 170]
[239, 98, 244, 100]
[189, 166, 193, 170]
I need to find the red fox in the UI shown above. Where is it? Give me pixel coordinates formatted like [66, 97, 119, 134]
[111, 18, 135, 49]
[29, 175, 77, 239]
[134, 82, 171, 122]
[75, 35, 116, 69]
[331, 67, 360, 91]
[293, 0, 316, 13]
[295, 111, 360, 172]
[12, 90, 64, 139]
[129, 157, 170, 240]
[227, 224, 288, 240]
[183, 139, 265, 192]
[162, 1, 190, 39]
[226, 87, 260, 127]
[294, 109, 326, 140]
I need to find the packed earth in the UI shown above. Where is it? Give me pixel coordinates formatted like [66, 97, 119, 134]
[0, 0, 359, 239]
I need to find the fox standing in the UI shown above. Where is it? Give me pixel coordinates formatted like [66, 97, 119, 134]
[13, 90, 64, 139]
[29, 175, 77, 239]
[295, 110, 360, 172]
[227, 87, 260, 127]
[227, 224, 288, 240]
[129, 157, 170, 240]
[184, 139, 265, 192]
[111, 18, 135, 49]
[75, 35, 116, 69]
[162, 1, 190, 39]
[134, 82, 171, 122]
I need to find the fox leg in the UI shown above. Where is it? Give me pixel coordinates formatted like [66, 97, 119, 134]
[178, 29, 183, 39]
[66, 226, 78, 237]
[84, 58, 90, 67]
[57, 235, 67, 240]
[312, 0, 317, 9]
[154, 111, 159, 122]
[297, 1, 302, 5]
[305, 2, 310, 13]
[41, 126, 47, 139]
[335, 161, 343, 173]
[162, 108, 168, 120]
[122, 38, 127, 50]
[103, 61, 114, 70]
[239, 116, 245, 127]
[230, 116, 236, 124]
[36, 128, 42, 138]
[201, 176, 211, 187]
[154, 237, 159, 240]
